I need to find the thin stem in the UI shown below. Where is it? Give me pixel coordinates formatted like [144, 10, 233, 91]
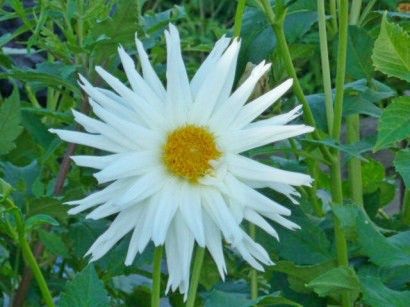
[186, 246, 205, 307]
[349, 0, 362, 25]
[7, 200, 55, 307]
[331, 0, 349, 140]
[249, 223, 258, 300]
[401, 190, 410, 225]
[233, 0, 247, 37]
[317, 0, 334, 133]
[151, 246, 163, 307]
[358, 0, 376, 26]
[330, 0, 338, 33]
[259, 0, 333, 163]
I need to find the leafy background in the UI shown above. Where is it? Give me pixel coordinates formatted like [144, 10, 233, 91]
[0, 0, 409, 306]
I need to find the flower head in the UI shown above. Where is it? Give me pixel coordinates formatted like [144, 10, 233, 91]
[51, 24, 313, 297]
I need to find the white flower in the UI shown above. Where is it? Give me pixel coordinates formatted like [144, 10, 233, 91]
[50, 24, 313, 297]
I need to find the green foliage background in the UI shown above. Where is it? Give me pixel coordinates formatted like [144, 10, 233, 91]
[0, 0, 409, 306]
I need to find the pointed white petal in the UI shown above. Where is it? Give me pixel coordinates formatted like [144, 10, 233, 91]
[125, 202, 149, 265]
[230, 79, 293, 129]
[263, 212, 301, 230]
[227, 154, 313, 186]
[135, 36, 167, 100]
[220, 124, 314, 153]
[94, 151, 158, 183]
[70, 154, 118, 169]
[208, 61, 271, 133]
[49, 129, 126, 153]
[189, 39, 241, 125]
[190, 36, 231, 97]
[244, 209, 279, 240]
[249, 105, 303, 128]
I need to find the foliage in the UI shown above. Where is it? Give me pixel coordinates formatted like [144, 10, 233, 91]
[0, 1, 409, 306]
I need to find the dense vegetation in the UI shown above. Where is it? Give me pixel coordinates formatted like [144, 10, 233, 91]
[0, 0, 409, 306]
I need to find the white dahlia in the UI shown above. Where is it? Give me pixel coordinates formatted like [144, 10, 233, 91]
[51, 25, 313, 296]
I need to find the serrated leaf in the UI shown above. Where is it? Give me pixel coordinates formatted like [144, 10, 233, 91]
[307, 267, 360, 297]
[360, 276, 410, 307]
[59, 265, 109, 307]
[394, 149, 410, 188]
[372, 15, 410, 82]
[374, 96, 410, 151]
[0, 88, 23, 155]
[38, 229, 69, 258]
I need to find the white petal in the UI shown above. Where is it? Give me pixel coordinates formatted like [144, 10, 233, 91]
[94, 151, 158, 183]
[85, 205, 141, 261]
[202, 211, 226, 279]
[49, 129, 126, 153]
[95, 66, 165, 129]
[190, 36, 231, 97]
[223, 173, 291, 216]
[189, 39, 241, 125]
[220, 124, 314, 153]
[202, 188, 241, 244]
[165, 221, 182, 293]
[263, 212, 300, 230]
[125, 202, 149, 265]
[249, 105, 303, 128]
[241, 232, 273, 265]
[152, 181, 179, 245]
[70, 154, 118, 169]
[135, 37, 167, 100]
[208, 61, 271, 133]
[244, 209, 279, 240]
[165, 25, 192, 125]
[227, 154, 313, 186]
[179, 184, 206, 246]
[118, 46, 163, 109]
[88, 99, 162, 150]
[230, 79, 293, 129]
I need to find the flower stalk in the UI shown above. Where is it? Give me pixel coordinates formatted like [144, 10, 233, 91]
[233, 0, 247, 37]
[186, 246, 205, 307]
[151, 246, 163, 307]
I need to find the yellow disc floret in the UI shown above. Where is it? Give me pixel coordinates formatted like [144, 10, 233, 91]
[163, 125, 221, 182]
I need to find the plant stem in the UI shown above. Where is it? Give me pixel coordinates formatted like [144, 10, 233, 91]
[249, 223, 258, 300]
[329, 1, 351, 306]
[233, 0, 247, 37]
[402, 190, 410, 225]
[331, 0, 349, 141]
[317, 0, 334, 133]
[151, 246, 163, 307]
[7, 200, 55, 307]
[330, 0, 338, 33]
[186, 246, 205, 307]
[346, 1, 364, 207]
[358, 0, 376, 26]
[259, 0, 333, 163]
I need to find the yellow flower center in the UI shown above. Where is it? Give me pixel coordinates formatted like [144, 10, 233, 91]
[163, 125, 221, 182]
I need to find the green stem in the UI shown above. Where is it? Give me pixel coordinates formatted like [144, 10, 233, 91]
[233, 0, 247, 37]
[186, 246, 205, 307]
[330, 0, 338, 33]
[151, 246, 163, 307]
[349, 0, 362, 25]
[401, 190, 410, 225]
[259, 0, 333, 163]
[249, 223, 258, 300]
[317, 0, 334, 133]
[358, 0, 376, 26]
[7, 200, 54, 307]
[346, 116, 363, 206]
[329, 1, 351, 306]
[331, 0, 349, 141]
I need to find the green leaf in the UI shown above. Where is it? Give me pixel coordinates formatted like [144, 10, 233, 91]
[374, 96, 410, 151]
[360, 276, 410, 307]
[346, 26, 374, 79]
[372, 15, 410, 82]
[59, 265, 109, 307]
[306, 267, 360, 298]
[272, 260, 336, 293]
[25, 214, 59, 232]
[0, 178, 13, 198]
[257, 292, 302, 307]
[38, 229, 69, 258]
[0, 88, 23, 155]
[27, 197, 68, 222]
[394, 149, 410, 188]
[204, 289, 254, 307]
